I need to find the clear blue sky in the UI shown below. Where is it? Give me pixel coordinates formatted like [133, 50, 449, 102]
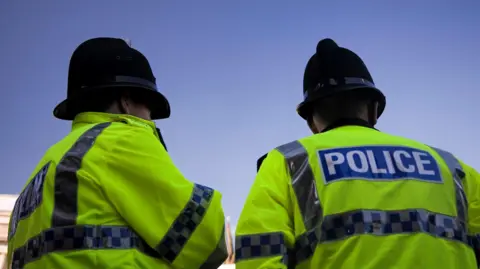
[1, 1, 479, 228]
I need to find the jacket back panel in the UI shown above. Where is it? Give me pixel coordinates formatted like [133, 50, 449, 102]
[8, 121, 171, 269]
[291, 126, 477, 269]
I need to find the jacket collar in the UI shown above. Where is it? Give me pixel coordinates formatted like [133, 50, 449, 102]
[72, 112, 157, 133]
[321, 118, 377, 133]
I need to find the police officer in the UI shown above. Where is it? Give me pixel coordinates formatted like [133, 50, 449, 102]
[235, 38, 480, 269]
[7, 37, 228, 269]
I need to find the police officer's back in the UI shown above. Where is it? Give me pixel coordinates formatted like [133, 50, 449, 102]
[235, 39, 480, 269]
[7, 38, 228, 269]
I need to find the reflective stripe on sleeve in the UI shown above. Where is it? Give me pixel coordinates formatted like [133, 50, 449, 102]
[52, 122, 112, 227]
[235, 232, 289, 264]
[155, 183, 214, 263]
[430, 147, 479, 265]
[11, 225, 159, 269]
[276, 141, 322, 232]
[275, 141, 322, 265]
[430, 147, 468, 228]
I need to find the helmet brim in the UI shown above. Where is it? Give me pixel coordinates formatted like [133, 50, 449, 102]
[53, 84, 171, 121]
[297, 85, 386, 120]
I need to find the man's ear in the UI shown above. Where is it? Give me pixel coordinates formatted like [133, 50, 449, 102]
[119, 94, 132, 114]
[308, 117, 319, 134]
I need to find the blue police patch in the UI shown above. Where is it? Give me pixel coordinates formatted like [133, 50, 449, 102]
[9, 162, 50, 239]
[318, 146, 442, 184]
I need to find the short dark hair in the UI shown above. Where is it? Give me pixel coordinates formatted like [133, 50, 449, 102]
[311, 90, 372, 123]
[69, 87, 152, 116]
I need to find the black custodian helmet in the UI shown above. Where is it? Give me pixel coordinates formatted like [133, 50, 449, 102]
[53, 37, 170, 120]
[297, 38, 386, 120]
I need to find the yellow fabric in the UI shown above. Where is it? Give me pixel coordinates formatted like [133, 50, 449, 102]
[8, 112, 226, 269]
[236, 125, 478, 269]
[464, 161, 480, 234]
[236, 150, 296, 269]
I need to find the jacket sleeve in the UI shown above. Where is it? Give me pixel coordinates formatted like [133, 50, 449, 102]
[235, 150, 295, 269]
[102, 126, 228, 269]
[463, 162, 480, 258]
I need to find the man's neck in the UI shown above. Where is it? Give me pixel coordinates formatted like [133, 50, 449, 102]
[321, 118, 375, 133]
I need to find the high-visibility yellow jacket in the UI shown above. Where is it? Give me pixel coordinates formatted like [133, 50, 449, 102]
[7, 112, 228, 269]
[235, 125, 480, 269]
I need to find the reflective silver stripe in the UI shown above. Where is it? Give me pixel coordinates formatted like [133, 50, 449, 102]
[320, 208, 468, 242]
[276, 141, 322, 232]
[52, 122, 111, 227]
[155, 183, 214, 263]
[235, 232, 289, 264]
[293, 208, 469, 263]
[430, 147, 468, 229]
[11, 225, 159, 269]
[199, 225, 229, 269]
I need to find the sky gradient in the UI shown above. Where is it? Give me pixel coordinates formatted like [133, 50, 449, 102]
[1, 1, 479, 227]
